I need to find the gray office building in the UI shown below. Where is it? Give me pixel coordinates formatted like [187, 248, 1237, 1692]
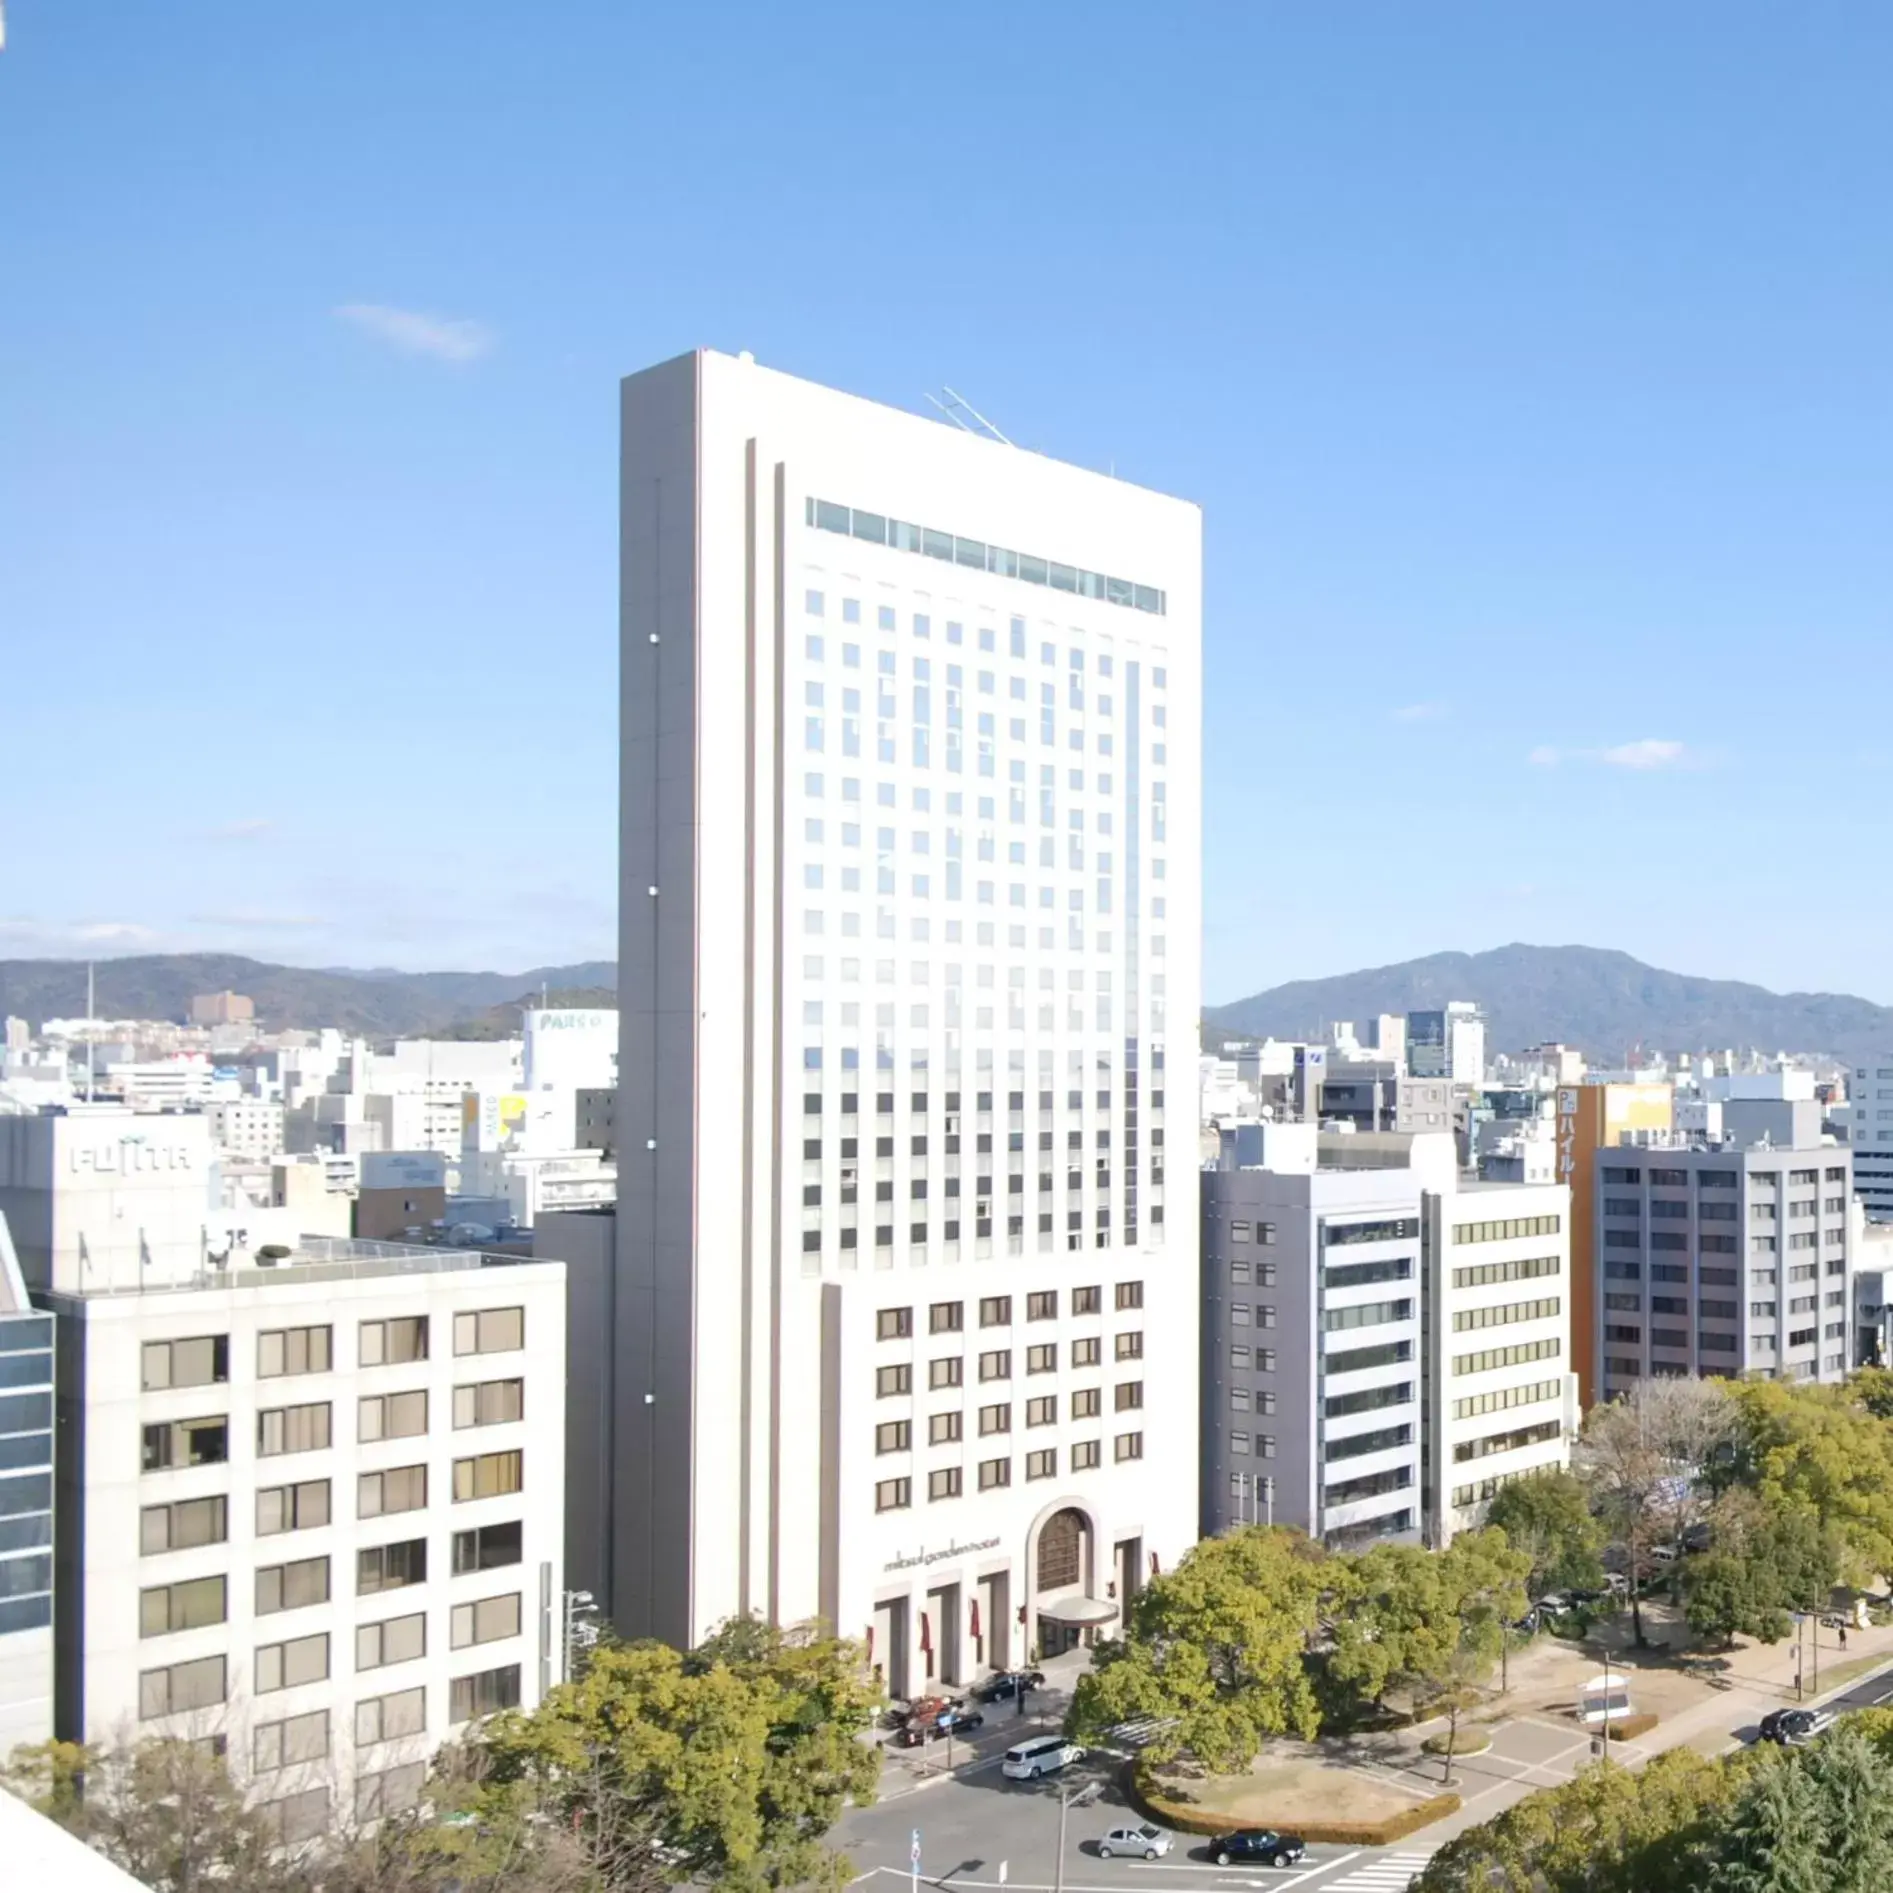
[1201, 1162, 1425, 1548]
[1595, 1141, 1853, 1396]
[1319, 1060, 1455, 1137]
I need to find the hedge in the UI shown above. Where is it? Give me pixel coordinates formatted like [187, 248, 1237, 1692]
[1603, 1713, 1659, 1742]
[1129, 1762, 1460, 1846]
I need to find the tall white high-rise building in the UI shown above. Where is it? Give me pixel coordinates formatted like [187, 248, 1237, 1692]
[612, 349, 1201, 1691]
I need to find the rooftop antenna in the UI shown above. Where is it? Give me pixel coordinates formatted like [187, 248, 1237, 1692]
[924, 387, 1014, 447]
[923, 392, 976, 434]
[86, 960, 95, 1103]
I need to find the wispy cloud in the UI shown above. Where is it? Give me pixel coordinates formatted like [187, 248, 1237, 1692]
[334, 303, 495, 364]
[1531, 738, 1696, 772]
[1600, 738, 1688, 771]
[1391, 701, 1448, 723]
[70, 922, 158, 944]
[208, 817, 273, 840]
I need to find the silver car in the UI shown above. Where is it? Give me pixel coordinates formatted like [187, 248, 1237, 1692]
[1099, 1825, 1172, 1861]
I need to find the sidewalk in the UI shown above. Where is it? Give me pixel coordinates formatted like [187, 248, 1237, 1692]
[1376, 1605, 1893, 1850]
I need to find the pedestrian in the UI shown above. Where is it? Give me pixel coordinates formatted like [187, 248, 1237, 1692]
[1841, 1621, 1849, 1649]
[1018, 1683, 1029, 1719]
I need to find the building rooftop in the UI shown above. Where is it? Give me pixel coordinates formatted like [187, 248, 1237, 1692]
[53, 1235, 550, 1301]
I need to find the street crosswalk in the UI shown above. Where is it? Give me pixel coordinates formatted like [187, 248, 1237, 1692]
[1316, 1852, 1433, 1892]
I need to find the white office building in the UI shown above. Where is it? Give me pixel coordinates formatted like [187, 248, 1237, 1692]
[0, 1108, 566, 1823]
[43, 1241, 567, 1832]
[1426, 1178, 1574, 1539]
[206, 1100, 287, 1162]
[608, 349, 1200, 1690]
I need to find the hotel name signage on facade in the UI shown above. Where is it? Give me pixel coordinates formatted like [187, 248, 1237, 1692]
[882, 1535, 1002, 1574]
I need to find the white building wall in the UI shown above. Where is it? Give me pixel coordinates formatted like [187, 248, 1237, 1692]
[620, 348, 1200, 1665]
[206, 1101, 286, 1162]
[0, 1110, 216, 1294]
[55, 1257, 565, 1821]
[1429, 1179, 1574, 1543]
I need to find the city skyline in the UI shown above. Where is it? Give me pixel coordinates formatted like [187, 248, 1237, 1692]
[7, 5, 1893, 998]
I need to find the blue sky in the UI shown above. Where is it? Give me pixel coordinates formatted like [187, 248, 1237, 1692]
[5, 3, 1891, 1003]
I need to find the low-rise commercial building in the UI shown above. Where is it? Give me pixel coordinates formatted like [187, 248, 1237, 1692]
[43, 1238, 566, 1830]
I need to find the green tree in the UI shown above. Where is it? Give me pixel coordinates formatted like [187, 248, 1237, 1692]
[1705, 1725, 1893, 1893]
[1846, 1365, 1893, 1419]
[1686, 1552, 1792, 1650]
[465, 1617, 881, 1893]
[1323, 1529, 1528, 1775]
[1069, 1524, 1331, 1767]
[1726, 1380, 1893, 1586]
[1326, 1541, 1460, 1717]
[1484, 1469, 1606, 1598]
[1417, 1745, 1746, 1892]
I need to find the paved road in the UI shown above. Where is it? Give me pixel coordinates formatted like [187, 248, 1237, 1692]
[839, 1742, 1426, 1893]
[839, 1653, 1893, 1893]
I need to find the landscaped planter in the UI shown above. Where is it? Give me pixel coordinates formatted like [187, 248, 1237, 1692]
[1420, 1730, 1491, 1757]
[1128, 1760, 1460, 1847]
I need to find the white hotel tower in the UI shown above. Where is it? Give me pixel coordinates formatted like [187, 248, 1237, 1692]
[615, 350, 1200, 1694]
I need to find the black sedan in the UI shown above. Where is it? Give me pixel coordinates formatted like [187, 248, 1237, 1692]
[972, 1668, 1046, 1702]
[1207, 1830, 1305, 1869]
[1758, 1708, 1835, 1746]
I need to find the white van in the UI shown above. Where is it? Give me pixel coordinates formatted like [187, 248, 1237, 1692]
[1002, 1735, 1084, 1780]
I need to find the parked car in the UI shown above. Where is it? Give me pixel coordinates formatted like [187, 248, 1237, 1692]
[896, 1701, 984, 1746]
[1002, 1735, 1084, 1780]
[1603, 1572, 1631, 1596]
[1758, 1708, 1835, 1747]
[1099, 1825, 1171, 1860]
[1208, 1830, 1306, 1869]
[1649, 1542, 1683, 1565]
[973, 1668, 1047, 1702]
[1533, 1592, 1572, 1615]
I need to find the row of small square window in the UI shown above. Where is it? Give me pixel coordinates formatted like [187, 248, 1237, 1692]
[803, 767, 1150, 808]
[876, 1336, 1143, 1394]
[874, 1435, 1145, 1509]
[876, 1286, 1142, 1338]
[140, 1308, 525, 1392]
[804, 717, 1155, 770]
[804, 1079, 1162, 1116]
[790, 923, 1134, 969]
[138, 1650, 519, 1727]
[878, 1386, 1144, 1449]
[819, 1210, 1163, 1251]
[141, 1383, 521, 1469]
[1601, 1166, 1845, 1186]
[802, 651, 1162, 732]
[142, 1418, 523, 1508]
[140, 1558, 520, 1648]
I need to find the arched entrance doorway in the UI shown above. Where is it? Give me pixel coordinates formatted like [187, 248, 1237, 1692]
[1030, 1504, 1116, 1658]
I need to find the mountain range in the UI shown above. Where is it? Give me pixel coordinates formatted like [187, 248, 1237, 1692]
[0, 954, 616, 1037]
[1207, 944, 1893, 1064]
[5, 943, 1890, 1062]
